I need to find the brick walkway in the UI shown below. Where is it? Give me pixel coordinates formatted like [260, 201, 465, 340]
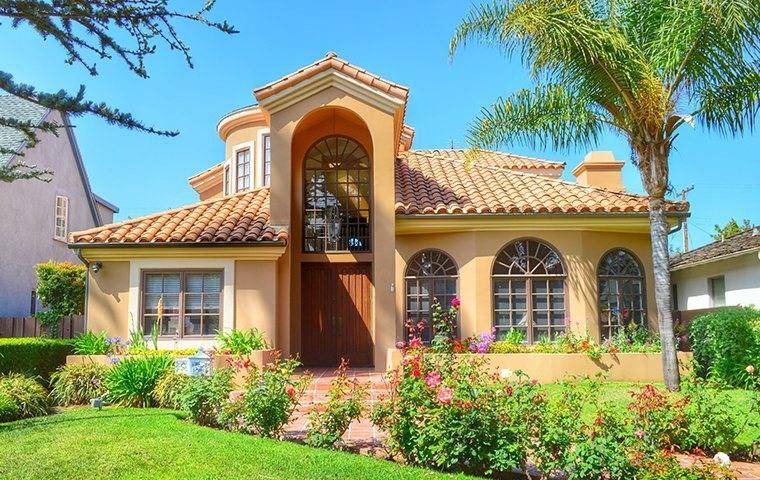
[284, 368, 760, 479]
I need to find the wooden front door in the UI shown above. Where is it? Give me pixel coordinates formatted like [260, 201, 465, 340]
[301, 263, 373, 367]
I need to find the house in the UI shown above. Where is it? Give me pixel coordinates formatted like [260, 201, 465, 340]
[68, 53, 688, 369]
[0, 94, 118, 316]
[670, 227, 760, 311]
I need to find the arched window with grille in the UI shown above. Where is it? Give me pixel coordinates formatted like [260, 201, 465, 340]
[303, 135, 371, 252]
[492, 239, 566, 343]
[598, 249, 646, 340]
[405, 249, 458, 342]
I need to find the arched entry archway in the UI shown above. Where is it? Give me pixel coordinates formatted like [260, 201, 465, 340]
[293, 108, 374, 367]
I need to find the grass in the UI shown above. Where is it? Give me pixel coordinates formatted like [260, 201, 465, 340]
[541, 382, 760, 451]
[0, 408, 472, 480]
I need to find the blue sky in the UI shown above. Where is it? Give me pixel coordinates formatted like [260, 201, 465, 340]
[2, 0, 757, 248]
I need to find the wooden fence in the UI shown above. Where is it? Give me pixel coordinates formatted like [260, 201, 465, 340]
[0, 315, 85, 339]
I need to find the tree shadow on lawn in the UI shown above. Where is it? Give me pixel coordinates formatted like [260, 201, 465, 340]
[0, 407, 185, 433]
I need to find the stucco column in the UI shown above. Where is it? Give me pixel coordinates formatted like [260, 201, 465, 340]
[234, 260, 278, 348]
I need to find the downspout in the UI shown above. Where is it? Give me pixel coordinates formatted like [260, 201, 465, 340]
[74, 248, 89, 331]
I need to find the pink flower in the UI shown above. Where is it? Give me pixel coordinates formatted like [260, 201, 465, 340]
[437, 387, 453, 404]
[425, 371, 442, 388]
[450, 297, 461, 308]
[747, 365, 756, 375]
[228, 390, 244, 402]
[285, 385, 296, 399]
[409, 337, 423, 349]
[635, 429, 646, 439]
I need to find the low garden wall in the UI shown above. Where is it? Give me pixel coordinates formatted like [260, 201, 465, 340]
[67, 349, 278, 385]
[386, 349, 692, 383]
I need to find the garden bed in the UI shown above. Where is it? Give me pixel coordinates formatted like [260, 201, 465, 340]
[386, 350, 692, 382]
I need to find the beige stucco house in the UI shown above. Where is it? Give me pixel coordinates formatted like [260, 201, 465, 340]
[69, 54, 687, 369]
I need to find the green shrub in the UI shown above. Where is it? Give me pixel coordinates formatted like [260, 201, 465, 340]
[229, 358, 310, 438]
[72, 331, 110, 355]
[0, 374, 51, 422]
[104, 355, 173, 407]
[153, 370, 191, 410]
[306, 361, 368, 448]
[680, 380, 741, 454]
[689, 307, 760, 388]
[216, 329, 268, 355]
[50, 363, 109, 406]
[181, 368, 234, 427]
[0, 338, 74, 382]
[34, 261, 85, 336]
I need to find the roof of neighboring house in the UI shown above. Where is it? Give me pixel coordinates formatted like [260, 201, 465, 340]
[253, 52, 409, 103]
[395, 150, 686, 215]
[408, 149, 566, 174]
[670, 227, 760, 270]
[70, 187, 286, 245]
[0, 94, 50, 163]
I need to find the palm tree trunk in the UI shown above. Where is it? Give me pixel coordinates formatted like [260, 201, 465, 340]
[649, 198, 680, 391]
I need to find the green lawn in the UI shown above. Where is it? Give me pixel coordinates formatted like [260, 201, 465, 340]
[541, 382, 760, 451]
[0, 408, 471, 480]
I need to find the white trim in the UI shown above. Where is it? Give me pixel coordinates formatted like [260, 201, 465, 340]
[257, 128, 271, 187]
[259, 69, 405, 115]
[128, 259, 236, 341]
[54, 195, 69, 242]
[231, 141, 255, 192]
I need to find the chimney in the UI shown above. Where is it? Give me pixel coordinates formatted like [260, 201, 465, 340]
[571, 151, 625, 191]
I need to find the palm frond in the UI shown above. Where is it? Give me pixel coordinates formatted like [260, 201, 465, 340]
[694, 64, 760, 135]
[467, 84, 606, 151]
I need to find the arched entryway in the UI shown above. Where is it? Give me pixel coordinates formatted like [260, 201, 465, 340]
[293, 108, 375, 367]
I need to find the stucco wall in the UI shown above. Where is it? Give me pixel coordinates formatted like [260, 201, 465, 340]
[86, 261, 130, 334]
[0, 111, 100, 316]
[235, 260, 278, 346]
[395, 229, 656, 342]
[671, 251, 760, 309]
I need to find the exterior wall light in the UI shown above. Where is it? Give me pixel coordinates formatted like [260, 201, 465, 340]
[91, 262, 103, 273]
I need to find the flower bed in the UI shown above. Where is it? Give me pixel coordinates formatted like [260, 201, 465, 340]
[386, 350, 692, 382]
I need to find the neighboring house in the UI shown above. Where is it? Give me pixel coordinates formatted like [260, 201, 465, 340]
[670, 227, 760, 311]
[0, 94, 118, 316]
[69, 53, 687, 370]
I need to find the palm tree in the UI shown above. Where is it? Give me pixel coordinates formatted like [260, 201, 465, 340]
[450, 0, 759, 390]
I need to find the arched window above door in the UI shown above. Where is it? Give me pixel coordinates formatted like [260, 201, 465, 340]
[492, 239, 567, 343]
[598, 249, 646, 340]
[405, 250, 458, 342]
[303, 136, 371, 252]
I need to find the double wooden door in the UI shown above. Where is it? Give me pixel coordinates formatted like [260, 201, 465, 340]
[301, 263, 373, 367]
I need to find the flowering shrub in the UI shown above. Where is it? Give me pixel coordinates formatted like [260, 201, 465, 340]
[429, 298, 459, 353]
[50, 362, 109, 405]
[372, 347, 540, 475]
[306, 360, 369, 449]
[222, 357, 311, 438]
[181, 367, 234, 427]
[628, 384, 690, 451]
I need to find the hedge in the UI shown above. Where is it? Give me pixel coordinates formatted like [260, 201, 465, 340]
[0, 338, 75, 382]
[689, 306, 760, 388]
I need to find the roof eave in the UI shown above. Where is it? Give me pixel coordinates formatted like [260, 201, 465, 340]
[670, 246, 760, 271]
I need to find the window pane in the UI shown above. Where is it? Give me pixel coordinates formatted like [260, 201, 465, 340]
[186, 274, 204, 293]
[163, 274, 181, 293]
[203, 315, 219, 336]
[204, 273, 221, 292]
[185, 315, 202, 336]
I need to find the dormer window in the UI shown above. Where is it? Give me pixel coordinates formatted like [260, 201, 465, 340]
[236, 148, 251, 192]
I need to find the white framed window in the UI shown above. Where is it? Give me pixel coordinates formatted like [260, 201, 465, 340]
[262, 134, 271, 187]
[54, 195, 69, 241]
[223, 164, 230, 195]
[236, 148, 251, 192]
[709, 276, 726, 307]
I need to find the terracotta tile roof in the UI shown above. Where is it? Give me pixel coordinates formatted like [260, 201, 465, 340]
[409, 149, 565, 173]
[395, 151, 687, 215]
[253, 52, 409, 103]
[70, 188, 287, 245]
[670, 227, 760, 269]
